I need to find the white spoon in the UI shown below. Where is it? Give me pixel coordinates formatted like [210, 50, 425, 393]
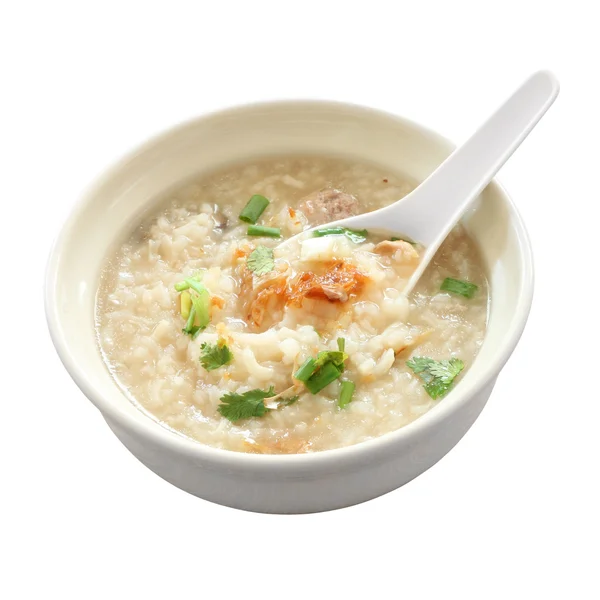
[281, 70, 559, 295]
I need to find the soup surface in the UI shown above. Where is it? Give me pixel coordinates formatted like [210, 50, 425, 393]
[97, 156, 488, 453]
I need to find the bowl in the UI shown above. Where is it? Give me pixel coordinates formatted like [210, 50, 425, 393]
[45, 101, 533, 513]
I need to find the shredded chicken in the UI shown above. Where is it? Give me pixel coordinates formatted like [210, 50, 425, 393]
[287, 260, 367, 307]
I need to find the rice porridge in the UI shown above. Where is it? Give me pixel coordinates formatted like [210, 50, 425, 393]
[96, 156, 488, 454]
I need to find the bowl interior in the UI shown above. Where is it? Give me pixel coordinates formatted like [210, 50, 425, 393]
[46, 101, 532, 443]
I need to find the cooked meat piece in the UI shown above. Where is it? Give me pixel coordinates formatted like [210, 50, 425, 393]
[297, 188, 359, 225]
[374, 239, 419, 263]
[287, 260, 367, 307]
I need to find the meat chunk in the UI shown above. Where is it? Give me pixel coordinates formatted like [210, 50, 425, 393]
[297, 188, 359, 225]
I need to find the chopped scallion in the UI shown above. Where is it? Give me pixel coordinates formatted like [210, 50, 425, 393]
[337, 337, 345, 353]
[186, 278, 208, 296]
[313, 227, 368, 243]
[440, 277, 478, 299]
[190, 288, 210, 329]
[294, 358, 317, 382]
[182, 306, 198, 337]
[305, 362, 342, 394]
[180, 290, 192, 319]
[338, 380, 355, 408]
[174, 274, 202, 292]
[239, 195, 270, 224]
[247, 225, 281, 238]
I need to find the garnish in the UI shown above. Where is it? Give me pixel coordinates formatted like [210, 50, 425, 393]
[294, 338, 348, 384]
[313, 227, 368, 244]
[180, 290, 192, 319]
[338, 380, 356, 408]
[294, 358, 317, 382]
[174, 273, 203, 292]
[263, 385, 302, 408]
[182, 307, 201, 339]
[177, 276, 211, 336]
[294, 340, 349, 394]
[304, 362, 343, 394]
[440, 277, 478, 299]
[313, 350, 347, 370]
[200, 339, 234, 371]
[217, 386, 275, 422]
[287, 261, 367, 306]
[406, 357, 465, 399]
[390, 236, 416, 245]
[247, 246, 275, 275]
[247, 225, 281, 238]
[239, 194, 270, 224]
[190, 285, 210, 329]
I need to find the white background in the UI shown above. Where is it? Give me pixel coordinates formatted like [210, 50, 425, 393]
[2, 1, 598, 598]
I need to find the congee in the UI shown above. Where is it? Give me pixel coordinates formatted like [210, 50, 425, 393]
[96, 156, 488, 454]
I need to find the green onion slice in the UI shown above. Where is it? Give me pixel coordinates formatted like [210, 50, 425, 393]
[182, 306, 201, 338]
[305, 362, 342, 394]
[190, 287, 210, 329]
[338, 380, 356, 408]
[294, 358, 317, 382]
[239, 195, 270, 224]
[247, 225, 281, 238]
[174, 273, 203, 292]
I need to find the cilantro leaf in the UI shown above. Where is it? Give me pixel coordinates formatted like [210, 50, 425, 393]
[406, 357, 464, 399]
[200, 339, 234, 371]
[247, 246, 275, 276]
[217, 386, 275, 422]
[440, 277, 478, 299]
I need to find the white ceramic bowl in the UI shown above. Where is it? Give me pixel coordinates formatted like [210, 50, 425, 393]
[45, 101, 533, 513]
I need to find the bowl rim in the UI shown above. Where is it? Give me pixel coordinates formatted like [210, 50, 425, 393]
[45, 99, 534, 472]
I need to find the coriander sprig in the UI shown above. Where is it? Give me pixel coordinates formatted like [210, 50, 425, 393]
[200, 339, 234, 371]
[247, 246, 275, 275]
[218, 387, 275, 421]
[440, 277, 478, 299]
[406, 356, 464, 399]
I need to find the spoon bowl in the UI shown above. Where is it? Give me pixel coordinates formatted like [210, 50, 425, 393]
[279, 71, 559, 294]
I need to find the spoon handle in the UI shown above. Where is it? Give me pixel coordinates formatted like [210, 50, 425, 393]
[398, 70, 559, 293]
